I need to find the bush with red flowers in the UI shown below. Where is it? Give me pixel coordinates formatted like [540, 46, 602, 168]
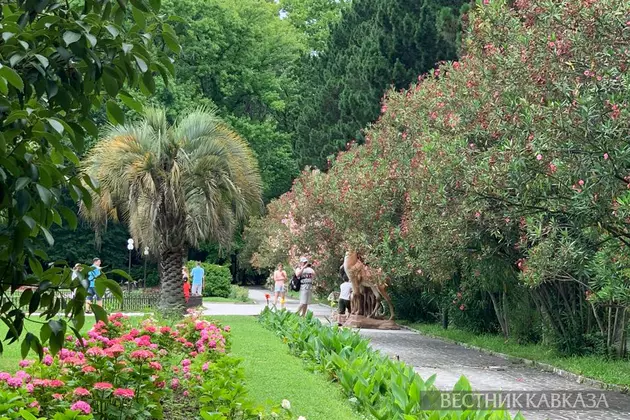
[0, 311, 295, 419]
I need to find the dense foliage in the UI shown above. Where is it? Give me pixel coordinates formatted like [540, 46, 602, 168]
[259, 309, 523, 420]
[247, 0, 630, 357]
[292, 0, 469, 168]
[151, 0, 303, 202]
[0, 0, 178, 352]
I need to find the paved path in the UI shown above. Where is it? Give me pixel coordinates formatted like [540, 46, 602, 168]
[201, 287, 331, 319]
[204, 288, 630, 420]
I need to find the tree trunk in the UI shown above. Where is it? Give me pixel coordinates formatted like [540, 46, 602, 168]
[159, 248, 186, 313]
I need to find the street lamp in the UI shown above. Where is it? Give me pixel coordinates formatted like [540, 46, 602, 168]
[143, 247, 149, 290]
[127, 238, 134, 293]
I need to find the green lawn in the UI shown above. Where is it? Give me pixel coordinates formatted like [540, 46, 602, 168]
[202, 297, 253, 304]
[215, 316, 363, 420]
[0, 317, 96, 373]
[405, 322, 630, 387]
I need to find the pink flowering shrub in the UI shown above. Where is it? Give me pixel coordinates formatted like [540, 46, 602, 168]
[0, 312, 231, 419]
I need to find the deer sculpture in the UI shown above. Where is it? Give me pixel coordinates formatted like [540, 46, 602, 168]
[341, 251, 395, 321]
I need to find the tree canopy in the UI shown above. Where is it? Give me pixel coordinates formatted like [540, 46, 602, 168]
[292, 0, 469, 168]
[0, 0, 177, 355]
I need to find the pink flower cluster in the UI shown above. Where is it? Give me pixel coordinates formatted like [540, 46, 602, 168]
[0, 312, 231, 419]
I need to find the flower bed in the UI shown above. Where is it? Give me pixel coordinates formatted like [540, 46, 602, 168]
[0, 311, 295, 419]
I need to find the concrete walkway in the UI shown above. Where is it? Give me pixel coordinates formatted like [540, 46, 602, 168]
[203, 288, 630, 420]
[201, 287, 331, 318]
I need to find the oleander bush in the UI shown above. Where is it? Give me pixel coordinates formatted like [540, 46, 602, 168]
[246, 0, 630, 357]
[259, 308, 524, 420]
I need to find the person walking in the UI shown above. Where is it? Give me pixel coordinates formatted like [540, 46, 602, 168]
[295, 257, 315, 316]
[183, 266, 191, 302]
[338, 277, 353, 325]
[190, 261, 205, 296]
[86, 258, 102, 313]
[71, 263, 82, 299]
[273, 263, 287, 307]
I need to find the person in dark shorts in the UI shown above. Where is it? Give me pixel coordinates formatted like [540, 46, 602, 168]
[86, 258, 102, 312]
[338, 277, 353, 324]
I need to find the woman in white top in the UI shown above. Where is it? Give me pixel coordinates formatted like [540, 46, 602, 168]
[272, 263, 287, 306]
[296, 257, 315, 316]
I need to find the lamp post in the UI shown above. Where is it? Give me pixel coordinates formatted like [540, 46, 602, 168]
[127, 238, 134, 293]
[143, 247, 149, 290]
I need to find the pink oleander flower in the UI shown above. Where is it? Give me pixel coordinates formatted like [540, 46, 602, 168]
[71, 401, 92, 414]
[149, 361, 162, 371]
[536, 154, 542, 161]
[604, 153, 609, 160]
[26, 384, 34, 393]
[82, 366, 96, 373]
[189, 351, 198, 357]
[156, 381, 165, 389]
[0, 372, 11, 381]
[202, 362, 209, 371]
[208, 340, 217, 349]
[29, 401, 40, 410]
[183, 366, 190, 373]
[19, 360, 32, 368]
[94, 382, 113, 390]
[183, 390, 189, 397]
[181, 359, 191, 367]
[129, 329, 140, 338]
[7, 377, 22, 388]
[42, 355, 53, 366]
[223, 326, 231, 332]
[52, 393, 64, 400]
[74, 387, 90, 397]
[170, 378, 179, 389]
[159, 326, 171, 334]
[113, 388, 135, 399]
[158, 349, 168, 357]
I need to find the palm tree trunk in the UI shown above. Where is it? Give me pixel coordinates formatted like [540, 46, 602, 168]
[159, 248, 185, 312]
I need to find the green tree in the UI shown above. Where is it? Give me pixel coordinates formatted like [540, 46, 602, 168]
[0, 0, 176, 355]
[293, 0, 469, 168]
[150, 0, 304, 201]
[82, 108, 262, 311]
[278, 0, 351, 53]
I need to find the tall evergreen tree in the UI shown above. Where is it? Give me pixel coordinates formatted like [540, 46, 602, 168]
[293, 0, 470, 168]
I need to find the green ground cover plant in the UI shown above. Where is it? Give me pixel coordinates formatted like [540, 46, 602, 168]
[258, 308, 524, 420]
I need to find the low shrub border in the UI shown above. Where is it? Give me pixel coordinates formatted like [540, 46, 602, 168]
[258, 308, 525, 420]
[0, 311, 298, 419]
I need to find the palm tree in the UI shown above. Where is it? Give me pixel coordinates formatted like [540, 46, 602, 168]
[81, 108, 262, 311]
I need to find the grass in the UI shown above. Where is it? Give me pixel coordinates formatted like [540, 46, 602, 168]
[0, 317, 96, 373]
[202, 297, 253, 304]
[405, 322, 630, 387]
[215, 316, 362, 420]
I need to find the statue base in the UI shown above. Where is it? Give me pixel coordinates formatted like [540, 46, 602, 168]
[342, 314, 400, 330]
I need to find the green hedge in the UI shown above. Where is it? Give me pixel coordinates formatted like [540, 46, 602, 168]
[258, 309, 524, 420]
[186, 261, 232, 298]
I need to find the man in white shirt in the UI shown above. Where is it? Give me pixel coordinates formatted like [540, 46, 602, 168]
[338, 279, 353, 317]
